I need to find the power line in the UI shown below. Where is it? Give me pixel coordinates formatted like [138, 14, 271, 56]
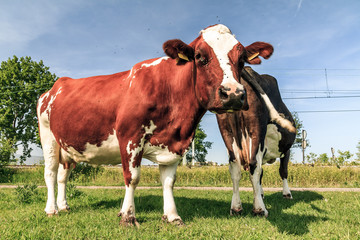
[260, 68, 360, 71]
[204, 109, 360, 116]
[0, 88, 49, 95]
[281, 89, 360, 93]
[296, 109, 360, 113]
[283, 95, 360, 99]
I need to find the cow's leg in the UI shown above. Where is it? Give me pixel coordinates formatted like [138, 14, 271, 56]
[259, 168, 264, 199]
[280, 150, 292, 199]
[118, 159, 141, 227]
[250, 147, 268, 217]
[57, 159, 73, 212]
[229, 156, 243, 215]
[42, 138, 60, 216]
[159, 162, 183, 225]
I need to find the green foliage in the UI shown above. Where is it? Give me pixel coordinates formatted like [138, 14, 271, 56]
[66, 182, 83, 199]
[185, 123, 213, 163]
[0, 56, 57, 164]
[306, 152, 331, 165]
[335, 150, 353, 166]
[14, 183, 38, 203]
[306, 150, 354, 167]
[69, 163, 104, 183]
[5, 164, 360, 188]
[317, 153, 329, 164]
[305, 152, 318, 164]
[0, 136, 16, 167]
[0, 167, 16, 183]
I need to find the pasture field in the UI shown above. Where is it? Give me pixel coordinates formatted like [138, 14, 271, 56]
[0, 187, 359, 239]
[1, 164, 360, 188]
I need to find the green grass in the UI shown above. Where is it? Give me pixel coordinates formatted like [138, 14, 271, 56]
[1, 164, 360, 188]
[1, 187, 359, 239]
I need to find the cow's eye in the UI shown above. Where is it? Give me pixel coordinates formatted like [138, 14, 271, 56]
[195, 53, 208, 65]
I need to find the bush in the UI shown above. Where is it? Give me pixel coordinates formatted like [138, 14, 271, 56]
[0, 136, 16, 167]
[69, 163, 104, 183]
[15, 184, 38, 203]
[66, 182, 83, 199]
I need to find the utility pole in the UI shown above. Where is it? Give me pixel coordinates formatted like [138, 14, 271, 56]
[331, 147, 336, 163]
[302, 130, 307, 164]
[191, 139, 195, 166]
[182, 154, 187, 166]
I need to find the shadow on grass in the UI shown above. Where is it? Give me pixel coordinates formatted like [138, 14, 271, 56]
[264, 191, 328, 235]
[78, 189, 326, 235]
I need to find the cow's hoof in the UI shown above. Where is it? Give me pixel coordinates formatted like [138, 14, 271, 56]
[283, 194, 293, 199]
[230, 208, 243, 216]
[118, 213, 140, 228]
[252, 209, 268, 217]
[46, 210, 58, 217]
[162, 215, 185, 226]
[59, 206, 70, 212]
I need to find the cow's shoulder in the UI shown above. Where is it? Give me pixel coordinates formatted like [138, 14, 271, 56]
[258, 74, 282, 99]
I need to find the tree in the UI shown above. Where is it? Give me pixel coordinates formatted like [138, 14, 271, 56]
[291, 111, 310, 149]
[0, 136, 16, 167]
[0, 56, 57, 165]
[335, 150, 353, 166]
[305, 152, 317, 164]
[185, 123, 213, 163]
[356, 141, 360, 161]
[318, 153, 330, 164]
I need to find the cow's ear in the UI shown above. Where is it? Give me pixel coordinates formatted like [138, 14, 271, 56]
[163, 39, 194, 64]
[245, 42, 273, 65]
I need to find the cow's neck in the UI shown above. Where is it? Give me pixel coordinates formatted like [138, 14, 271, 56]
[148, 60, 206, 155]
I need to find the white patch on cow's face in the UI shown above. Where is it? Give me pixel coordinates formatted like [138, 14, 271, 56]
[261, 93, 296, 133]
[126, 120, 157, 178]
[63, 129, 121, 165]
[263, 124, 283, 163]
[201, 25, 244, 90]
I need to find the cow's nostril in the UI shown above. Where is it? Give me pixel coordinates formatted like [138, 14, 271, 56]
[219, 87, 230, 100]
[240, 91, 246, 101]
[235, 88, 242, 94]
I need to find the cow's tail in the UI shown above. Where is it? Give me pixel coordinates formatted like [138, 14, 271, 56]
[241, 68, 296, 133]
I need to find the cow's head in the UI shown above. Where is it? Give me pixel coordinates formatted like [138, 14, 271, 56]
[163, 24, 273, 113]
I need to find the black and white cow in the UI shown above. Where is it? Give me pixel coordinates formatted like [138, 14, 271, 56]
[216, 66, 296, 217]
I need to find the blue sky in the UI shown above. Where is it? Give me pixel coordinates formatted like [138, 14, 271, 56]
[1, 0, 360, 164]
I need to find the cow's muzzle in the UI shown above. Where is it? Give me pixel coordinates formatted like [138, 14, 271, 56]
[219, 85, 246, 111]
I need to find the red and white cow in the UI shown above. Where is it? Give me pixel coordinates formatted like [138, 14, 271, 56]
[216, 67, 296, 217]
[37, 24, 273, 226]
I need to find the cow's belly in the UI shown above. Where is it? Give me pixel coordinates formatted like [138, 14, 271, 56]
[61, 132, 181, 166]
[143, 143, 182, 165]
[62, 130, 122, 165]
[263, 123, 284, 163]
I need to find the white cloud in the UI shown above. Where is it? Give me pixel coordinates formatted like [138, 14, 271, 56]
[0, 1, 86, 48]
[0, 2, 53, 44]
